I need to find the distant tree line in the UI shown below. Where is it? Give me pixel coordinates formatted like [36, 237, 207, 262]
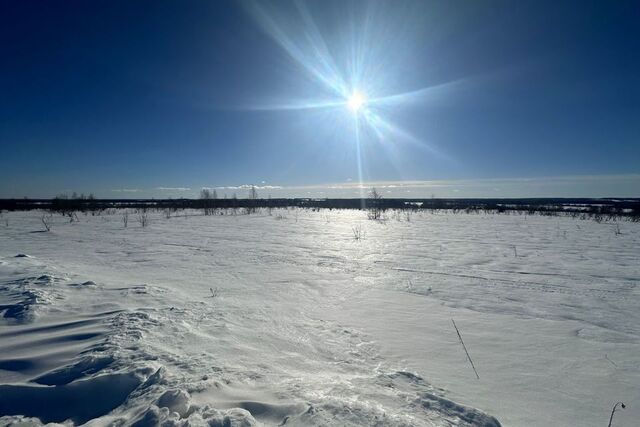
[0, 194, 638, 221]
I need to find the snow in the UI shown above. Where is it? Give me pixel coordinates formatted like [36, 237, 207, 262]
[0, 208, 638, 426]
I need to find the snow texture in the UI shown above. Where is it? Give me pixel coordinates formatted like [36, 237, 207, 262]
[0, 208, 638, 426]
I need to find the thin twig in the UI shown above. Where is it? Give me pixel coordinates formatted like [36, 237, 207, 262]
[452, 319, 480, 380]
[607, 401, 626, 427]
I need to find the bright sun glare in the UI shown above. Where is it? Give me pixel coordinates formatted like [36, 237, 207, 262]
[347, 91, 366, 113]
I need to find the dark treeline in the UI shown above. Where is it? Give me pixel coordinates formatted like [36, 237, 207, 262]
[1, 197, 639, 220]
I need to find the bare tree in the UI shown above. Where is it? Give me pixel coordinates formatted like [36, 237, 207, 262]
[122, 211, 129, 228]
[367, 187, 383, 220]
[200, 188, 215, 215]
[249, 186, 258, 200]
[247, 186, 259, 214]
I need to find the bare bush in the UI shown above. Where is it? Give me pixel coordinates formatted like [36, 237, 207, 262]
[352, 224, 364, 240]
[41, 214, 51, 232]
[66, 211, 79, 223]
[122, 211, 129, 228]
[137, 209, 149, 228]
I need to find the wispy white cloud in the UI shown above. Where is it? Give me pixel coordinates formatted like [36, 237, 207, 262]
[213, 184, 284, 190]
[155, 187, 191, 191]
[111, 188, 141, 193]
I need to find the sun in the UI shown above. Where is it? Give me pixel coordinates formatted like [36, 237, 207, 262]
[347, 90, 367, 113]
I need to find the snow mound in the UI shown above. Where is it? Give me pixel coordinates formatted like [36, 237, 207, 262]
[33, 354, 115, 386]
[0, 275, 60, 323]
[0, 372, 142, 424]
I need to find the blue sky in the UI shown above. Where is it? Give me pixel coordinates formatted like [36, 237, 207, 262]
[1, 0, 638, 198]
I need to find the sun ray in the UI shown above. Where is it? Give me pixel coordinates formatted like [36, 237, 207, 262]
[368, 77, 469, 107]
[239, 99, 347, 112]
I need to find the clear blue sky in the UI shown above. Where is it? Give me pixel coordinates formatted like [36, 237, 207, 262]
[1, 0, 638, 198]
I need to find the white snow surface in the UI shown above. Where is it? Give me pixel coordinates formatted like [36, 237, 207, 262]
[0, 209, 638, 426]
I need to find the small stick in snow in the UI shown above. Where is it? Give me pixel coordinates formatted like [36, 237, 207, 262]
[452, 319, 480, 380]
[607, 401, 625, 427]
[604, 354, 618, 368]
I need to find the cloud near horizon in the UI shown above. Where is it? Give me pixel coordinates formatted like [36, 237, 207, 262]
[111, 188, 142, 193]
[88, 174, 640, 200]
[156, 187, 192, 191]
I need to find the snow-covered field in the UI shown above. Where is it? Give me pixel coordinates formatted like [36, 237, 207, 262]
[0, 209, 638, 426]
